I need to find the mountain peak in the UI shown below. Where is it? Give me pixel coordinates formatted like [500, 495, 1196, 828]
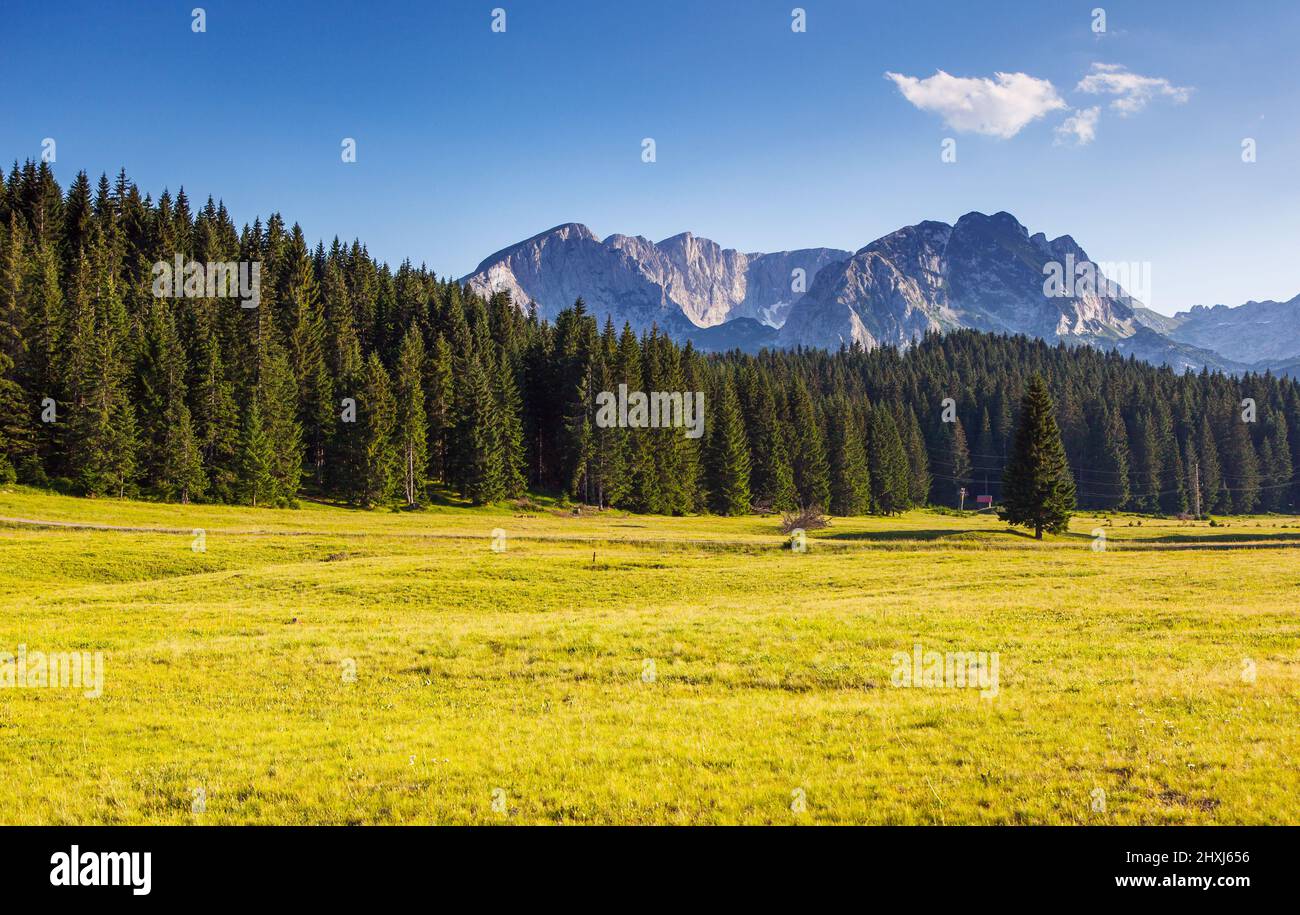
[954, 210, 1029, 238]
[536, 222, 597, 242]
[471, 222, 598, 274]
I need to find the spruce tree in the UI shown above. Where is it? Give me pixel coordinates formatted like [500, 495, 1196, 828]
[828, 396, 870, 516]
[1097, 406, 1131, 511]
[1225, 419, 1260, 514]
[867, 405, 910, 515]
[1197, 412, 1226, 513]
[903, 407, 930, 508]
[424, 333, 454, 484]
[0, 215, 30, 479]
[707, 374, 752, 515]
[493, 349, 527, 499]
[943, 418, 972, 508]
[1263, 412, 1293, 513]
[237, 396, 276, 507]
[192, 329, 240, 501]
[788, 377, 830, 509]
[459, 354, 503, 505]
[1127, 413, 1162, 513]
[0, 350, 24, 483]
[739, 366, 796, 512]
[972, 405, 998, 504]
[614, 323, 654, 512]
[358, 350, 398, 507]
[999, 375, 1076, 538]
[394, 324, 428, 506]
[281, 229, 332, 485]
[259, 342, 303, 506]
[159, 397, 206, 503]
[67, 232, 137, 497]
[586, 351, 625, 508]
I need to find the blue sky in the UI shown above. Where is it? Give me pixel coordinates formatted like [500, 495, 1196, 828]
[3, 0, 1297, 314]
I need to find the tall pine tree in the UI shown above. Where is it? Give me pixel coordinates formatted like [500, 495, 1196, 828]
[999, 375, 1076, 539]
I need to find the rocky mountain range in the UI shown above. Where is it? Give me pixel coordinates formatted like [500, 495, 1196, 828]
[1138, 295, 1300, 365]
[462, 214, 1299, 377]
[463, 223, 847, 337]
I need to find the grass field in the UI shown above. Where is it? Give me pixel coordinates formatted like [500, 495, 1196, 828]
[0, 485, 1297, 825]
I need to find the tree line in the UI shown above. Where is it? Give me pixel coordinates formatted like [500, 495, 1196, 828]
[1, 161, 1297, 516]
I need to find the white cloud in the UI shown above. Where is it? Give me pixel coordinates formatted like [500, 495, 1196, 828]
[1076, 63, 1192, 115]
[1054, 106, 1101, 146]
[884, 70, 1066, 139]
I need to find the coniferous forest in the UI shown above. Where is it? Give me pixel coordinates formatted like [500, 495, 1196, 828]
[1, 161, 1297, 517]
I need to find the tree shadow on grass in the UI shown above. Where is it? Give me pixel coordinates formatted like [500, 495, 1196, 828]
[821, 526, 1300, 548]
[1122, 531, 1300, 545]
[820, 527, 1032, 543]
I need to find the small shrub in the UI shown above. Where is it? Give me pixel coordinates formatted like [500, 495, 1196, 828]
[779, 505, 830, 535]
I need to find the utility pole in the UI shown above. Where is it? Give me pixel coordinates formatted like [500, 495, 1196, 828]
[1191, 458, 1201, 518]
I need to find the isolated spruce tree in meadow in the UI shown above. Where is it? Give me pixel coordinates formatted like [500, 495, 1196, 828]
[999, 375, 1076, 539]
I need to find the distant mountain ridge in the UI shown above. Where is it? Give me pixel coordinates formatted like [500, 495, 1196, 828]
[1141, 295, 1300, 365]
[462, 214, 1299, 376]
[464, 224, 848, 335]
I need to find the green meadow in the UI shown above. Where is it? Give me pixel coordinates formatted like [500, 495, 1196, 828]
[0, 486, 1296, 825]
